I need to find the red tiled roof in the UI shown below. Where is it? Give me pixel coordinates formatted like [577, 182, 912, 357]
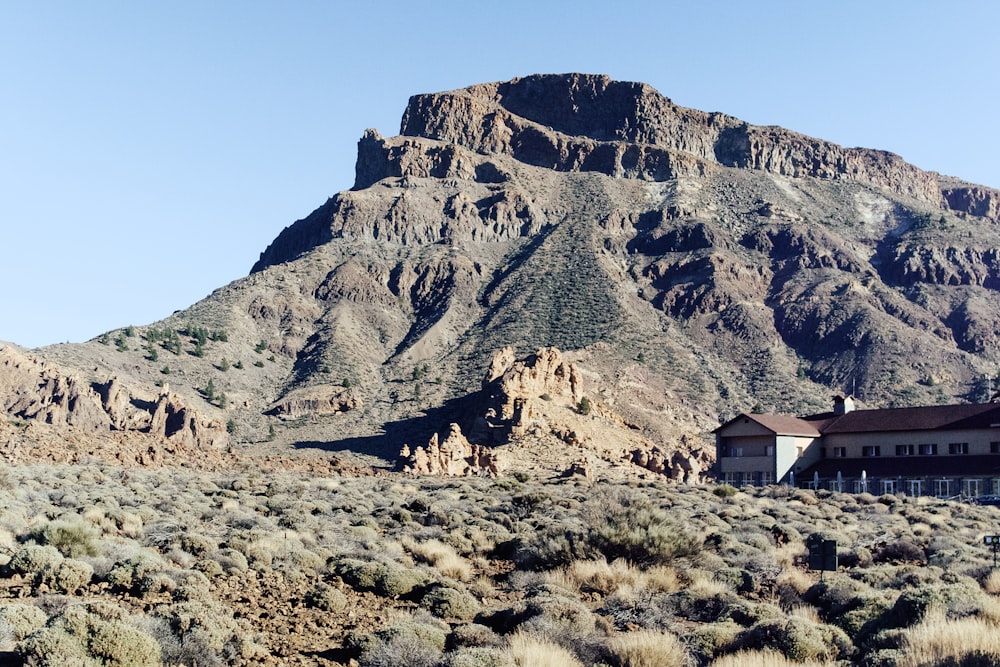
[715, 413, 821, 436]
[819, 403, 1000, 434]
[749, 414, 822, 437]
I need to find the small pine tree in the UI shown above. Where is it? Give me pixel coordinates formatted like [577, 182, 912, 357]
[578, 396, 592, 415]
[226, 419, 236, 434]
[161, 366, 170, 375]
[205, 379, 215, 402]
[220, 358, 230, 372]
[267, 424, 276, 441]
[234, 360, 243, 369]
[124, 325, 135, 338]
[147, 346, 158, 362]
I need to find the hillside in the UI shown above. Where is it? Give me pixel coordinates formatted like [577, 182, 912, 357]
[10, 72, 1000, 474]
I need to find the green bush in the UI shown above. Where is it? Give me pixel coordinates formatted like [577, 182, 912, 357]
[713, 484, 739, 498]
[33, 518, 100, 558]
[336, 558, 428, 598]
[5, 545, 63, 578]
[104, 553, 166, 595]
[151, 600, 264, 664]
[351, 615, 447, 667]
[735, 616, 843, 662]
[35, 559, 93, 594]
[306, 583, 347, 612]
[445, 646, 515, 667]
[685, 621, 741, 663]
[0, 604, 47, 642]
[420, 586, 481, 621]
[17, 602, 160, 667]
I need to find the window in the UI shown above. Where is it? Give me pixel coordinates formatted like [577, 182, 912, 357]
[991, 442, 1000, 454]
[918, 444, 937, 456]
[728, 447, 743, 458]
[934, 479, 951, 497]
[759, 471, 774, 486]
[853, 479, 870, 493]
[862, 446, 881, 457]
[964, 479, 981, 498]
[948, 442, 969, 455]
[907, 479, 923, 496]
[832, 447, 847, 458]
[765, 445, 775, 456]
[995, 479, 1000, 495]
[881, 479, 897, 494]
[896, 444, 915, 456]
[723, 472, 740, 486]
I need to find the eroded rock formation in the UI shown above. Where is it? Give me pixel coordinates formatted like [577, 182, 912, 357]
[399, 423, 502, 476]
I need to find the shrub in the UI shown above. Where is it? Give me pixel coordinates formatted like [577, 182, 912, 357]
[714, 484, 739, 498]
[306, 583, 347, 612]
[104, 553, 166, 594]
[151, 600, 263, 664]
[32, 518, 100, 558]
[420, 586, 481, 621]
[353, 615, 447, 667]
[735, 617, 843, 662]
[336, 558, 428, 598]
[5, 545, 63, 578]
[0, 604, 47, 642]
[684, 621, 741, 663]
[874, 540, 926, 564]
[607, 629, 688, 667]
[35, 559, 93, 594]
[17, 602, 160, 667]
[446, 646, 515, 667]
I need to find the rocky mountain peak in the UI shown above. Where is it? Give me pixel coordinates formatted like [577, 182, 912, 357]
[18, 74, 1000, 479]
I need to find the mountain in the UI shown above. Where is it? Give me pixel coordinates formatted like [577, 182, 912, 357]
[8, 73, 1000, 477]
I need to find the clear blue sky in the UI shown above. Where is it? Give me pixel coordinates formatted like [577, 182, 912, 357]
[3, 1, 998, 348]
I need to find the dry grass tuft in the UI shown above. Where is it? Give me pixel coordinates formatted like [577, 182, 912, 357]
[897, 612, 1000, 666]
[549, 558, 681, 597]
[607, 629, 687, 667]
[404, 538, 474, 582]
[984, 569, 1000, 595]
[507, 632, 583, 667]
[709, 648, 828, 667]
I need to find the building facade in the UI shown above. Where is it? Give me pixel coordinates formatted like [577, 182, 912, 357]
[714, 397, 1000, 498]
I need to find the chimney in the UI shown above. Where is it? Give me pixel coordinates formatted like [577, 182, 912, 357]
[833, 395, 854, 416]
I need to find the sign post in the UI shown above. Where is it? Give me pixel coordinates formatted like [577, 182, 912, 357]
[985, 535, 1000, 569]
[808, 539, 838, 581]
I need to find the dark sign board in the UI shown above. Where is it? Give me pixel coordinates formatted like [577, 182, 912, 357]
[808, 539, 838, 572]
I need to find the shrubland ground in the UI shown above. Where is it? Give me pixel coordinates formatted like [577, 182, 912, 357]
[0, 460, 998, 666]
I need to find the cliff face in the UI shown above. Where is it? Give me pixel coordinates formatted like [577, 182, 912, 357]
[21, 74, 1000, 475]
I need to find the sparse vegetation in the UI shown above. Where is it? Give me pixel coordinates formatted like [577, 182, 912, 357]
[0, 462, 993, 664]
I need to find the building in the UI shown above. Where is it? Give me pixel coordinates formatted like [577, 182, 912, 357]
[714, 396, 1000, 498]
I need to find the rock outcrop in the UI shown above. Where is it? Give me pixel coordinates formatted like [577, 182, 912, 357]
[399, 423, 502, 476]
[265, 385, 361, 418]
[0, 345, 227, 462]
[471, 347, 583, 444]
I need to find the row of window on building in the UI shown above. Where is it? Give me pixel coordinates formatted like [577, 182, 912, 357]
[828, 442, 1000, 458]
[721, 472, 999, 498]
